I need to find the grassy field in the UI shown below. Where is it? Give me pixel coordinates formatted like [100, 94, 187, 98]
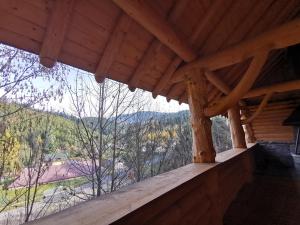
[0, 177, 88, 211]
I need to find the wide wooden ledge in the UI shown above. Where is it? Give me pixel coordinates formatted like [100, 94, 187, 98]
[26, 145, 256, 225]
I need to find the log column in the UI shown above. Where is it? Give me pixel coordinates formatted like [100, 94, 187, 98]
[186, 69, 216, 163]
[228, 105, 247, 148]
[241, 107, 256, 143]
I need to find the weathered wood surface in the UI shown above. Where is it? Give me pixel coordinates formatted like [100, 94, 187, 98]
[39, 0, 75, 68]
[112, 0, 196, 62]
[0, 0, 299, 101]
[186, 70, 215, 163]
[26, 147, 254, 225]
[95, 13, 132, 83]
[172, 17, 300, 83]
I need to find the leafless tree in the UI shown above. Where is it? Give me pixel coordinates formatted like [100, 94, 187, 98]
[65, 72, 138, 198]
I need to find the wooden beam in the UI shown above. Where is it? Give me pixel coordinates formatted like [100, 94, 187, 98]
[172, 17, 300, 83]
[94, 13, 132, 83]
[39, 0, 75, 68]
[244, 80, 300, 98]
[204, 51, 269, 117]
[152, 57, 182, 98]
[127, 0, 189, 91]
[153, 0, 229, 98]
[186, 69, 216, 163]
[228, 105, 247, 148]
[243, 92, 273, 124]
[112, 0, 196, 62]
[204, 70, 231, 95]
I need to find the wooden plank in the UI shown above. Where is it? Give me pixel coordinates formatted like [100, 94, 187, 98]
[94, 13, 132, 83]
[0, 9, 45, 42]
[126, 0, 189, 91]
[153, 0, 233, 98]
[39, 0, 75, 68]
[199, 0, 280, 103]
[172, 17, 300, 83]
[200, 0, 255, 55]
[112, 0, 197, 62]
[76, 0, 119, 31]
[0, 0, 49, 28]
[0, 28, 41, 54]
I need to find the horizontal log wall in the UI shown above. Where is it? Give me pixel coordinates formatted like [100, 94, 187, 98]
[249, 101, 299, 142]
[26, 148, 254, 225]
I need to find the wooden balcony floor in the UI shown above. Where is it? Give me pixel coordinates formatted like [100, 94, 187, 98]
[224, 154, 300, 225]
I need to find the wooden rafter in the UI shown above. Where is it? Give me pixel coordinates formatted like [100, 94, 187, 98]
[112, 0, 196, 62]
[39, 0, 75, 68]
[152, 57, 182, 98]
[204, 70, 231, 95]
[172, 17, 300, 83]
[243, 92, 273, 124]
[204, 51, 269, 117]
[127, 0, 189, 91]
[94, 13, 132, 83]
[153, 0, 231, 98]
[169, 0, 287, 103]
[244, 80, 300, 99]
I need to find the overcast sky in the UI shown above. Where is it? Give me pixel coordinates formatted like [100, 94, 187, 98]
[44, 68, 190, 115]
[0, 44, 189, 116]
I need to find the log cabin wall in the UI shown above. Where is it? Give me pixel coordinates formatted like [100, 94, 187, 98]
[248, 100, 300, 142]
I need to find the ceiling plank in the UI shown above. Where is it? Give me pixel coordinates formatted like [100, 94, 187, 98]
[172, 17, 300, 83]
[127, 0, 189, 91]
[112, 0, 196, 62]
[39, 0, 75, 68]
[94, 13, 132, 83]
[157, 0, 233, 98]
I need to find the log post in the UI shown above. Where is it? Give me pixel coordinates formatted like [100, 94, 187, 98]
[186, 69, 216, 163]
[228, 105, 247, 148]
[240, 107, 256, 143]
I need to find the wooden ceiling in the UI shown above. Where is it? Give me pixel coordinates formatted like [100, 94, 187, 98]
[0, 0, 300, 106]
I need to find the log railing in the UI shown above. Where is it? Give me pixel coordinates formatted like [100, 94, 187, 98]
[26, 146, 255, 225]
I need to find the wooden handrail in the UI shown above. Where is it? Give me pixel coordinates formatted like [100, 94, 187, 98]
[25, 147, 254, 225]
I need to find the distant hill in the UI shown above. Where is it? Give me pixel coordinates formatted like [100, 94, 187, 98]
[82, 110, 190, 125]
